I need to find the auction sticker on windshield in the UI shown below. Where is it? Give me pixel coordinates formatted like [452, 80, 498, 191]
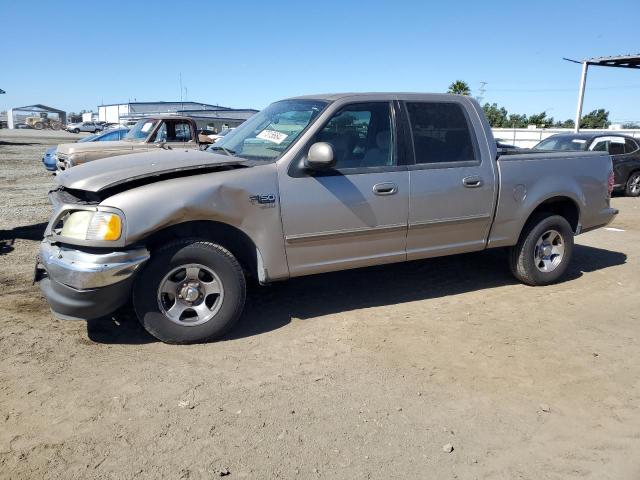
[257, 129, 288, 144]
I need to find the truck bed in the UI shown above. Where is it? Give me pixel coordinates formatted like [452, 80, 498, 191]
[487, 150, 615, 248]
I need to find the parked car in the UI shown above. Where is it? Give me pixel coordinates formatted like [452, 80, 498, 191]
[41, 128, 129, 171]
[496, 141, 520, 150]
[55, 116, 204, 170]
[36, 93, 617, 344]
[534, 133, 640, 197]
[66, 121, 104, 134]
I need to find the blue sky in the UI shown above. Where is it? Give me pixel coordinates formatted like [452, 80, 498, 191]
[1, 0, 639, 122]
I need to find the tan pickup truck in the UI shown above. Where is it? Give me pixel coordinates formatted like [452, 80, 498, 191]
[38, 93, 618, 344]
[55, 116, 207, 170]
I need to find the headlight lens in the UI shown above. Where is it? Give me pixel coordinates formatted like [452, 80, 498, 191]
[60, 211, 122, 241]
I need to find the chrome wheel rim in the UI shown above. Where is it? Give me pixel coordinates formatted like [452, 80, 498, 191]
[630, 175, 640, 194]
[157, 263, 224, 326]
[534, 229, 565, 273]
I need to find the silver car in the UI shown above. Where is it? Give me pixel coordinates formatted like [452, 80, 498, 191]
[66, 121, 104, 134]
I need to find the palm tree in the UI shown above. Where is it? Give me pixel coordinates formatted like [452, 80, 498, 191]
[447, 80, 471, 96]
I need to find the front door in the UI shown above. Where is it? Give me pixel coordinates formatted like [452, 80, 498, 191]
[279, 102, 410, 277]
[401, 100, 497, 260]
[149, 120, 198, 150]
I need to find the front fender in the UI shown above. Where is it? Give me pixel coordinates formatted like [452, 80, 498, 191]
[102, 163, 290, 281]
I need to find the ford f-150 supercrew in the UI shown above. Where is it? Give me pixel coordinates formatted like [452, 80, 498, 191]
[36, 93, 618, 344]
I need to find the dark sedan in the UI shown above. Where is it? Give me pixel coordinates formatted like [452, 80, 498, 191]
[535, 133, 640, 196]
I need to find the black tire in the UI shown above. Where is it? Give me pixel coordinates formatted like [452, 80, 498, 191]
[133, 240, 246, 344]
[509, 214, 574, 286]
[625, 171, 640, 197]
[72, 128, 79, 134]
[94, 129, 100, 133]
[33, 122, 44, 130]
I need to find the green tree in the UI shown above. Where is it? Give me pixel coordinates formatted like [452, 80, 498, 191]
[447, 80, 471, 96]
[527, 112, 554, 128]
[507, 113, 528, 128]
[554, 119, 575, 128]
[482, 103, 508, 127]
[580, 109, 610, 129]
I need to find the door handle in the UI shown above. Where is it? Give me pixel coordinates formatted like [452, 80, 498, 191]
[462, 176, 483, 188]
[372, 182, 398, 196]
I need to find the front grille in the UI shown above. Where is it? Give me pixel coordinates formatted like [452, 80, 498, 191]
[49, 187, 101, 208]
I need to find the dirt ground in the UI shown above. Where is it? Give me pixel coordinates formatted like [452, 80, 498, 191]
[0, 129, 639, 480]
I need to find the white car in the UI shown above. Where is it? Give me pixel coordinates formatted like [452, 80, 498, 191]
[66, 122, 104, 134]
[207, 127, 235, 142]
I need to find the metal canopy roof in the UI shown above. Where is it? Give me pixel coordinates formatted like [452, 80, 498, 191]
[11, 104, 65, 114]
[584, 54, 640, 69]
[564, 54, 640, 132]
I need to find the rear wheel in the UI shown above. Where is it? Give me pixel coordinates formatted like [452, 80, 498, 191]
[626, 172, 640, 197]
[133, 240, 246, 344]
[33, 122, 44, 130]
[509, 214, 574, 286]
[93, 129, 100, 133]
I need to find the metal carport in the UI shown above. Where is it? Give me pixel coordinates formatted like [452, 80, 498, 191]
[7, 104, 66, 129]
[564, 54, 640, 132]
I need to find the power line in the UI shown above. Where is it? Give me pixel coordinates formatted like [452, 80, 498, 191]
[488, 84, 640, 93]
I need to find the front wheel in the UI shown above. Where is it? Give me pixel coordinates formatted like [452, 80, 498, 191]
[72, 128, 79, 134]
[133, 240, 246, 344]
[626, 172, 640, 197]
[509, 214, 574, 286]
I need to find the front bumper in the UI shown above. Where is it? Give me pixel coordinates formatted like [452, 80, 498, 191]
[36, 241, 150, 320]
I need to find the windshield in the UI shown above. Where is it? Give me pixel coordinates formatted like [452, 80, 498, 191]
[78, 134, 98, 143]
[534, 136, 589, 151]
[207, 99, 328, 161]
[125, 119, 159, 141]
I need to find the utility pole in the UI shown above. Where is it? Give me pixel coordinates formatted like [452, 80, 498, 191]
[477, 81, 487, 104]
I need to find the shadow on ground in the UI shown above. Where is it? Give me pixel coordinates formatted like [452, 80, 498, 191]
[88, 245, 626, 345]
[0, 222, 47, 255]
[0, 140, 39, 146]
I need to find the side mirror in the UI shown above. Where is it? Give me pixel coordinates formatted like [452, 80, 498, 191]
[305, 142, 335, 170]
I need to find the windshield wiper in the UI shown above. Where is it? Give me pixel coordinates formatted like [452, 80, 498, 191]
[208, 145, 236, 157]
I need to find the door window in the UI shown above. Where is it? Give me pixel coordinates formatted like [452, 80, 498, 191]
[625, 138, 639, 153]
[405, 102, 476, 164]
[174, 122, 193, 142]
[591, 139, 608, 151]
[150, 123, 167, 143]
[591, 137, 625, 155]
[313, 102, 394, 169]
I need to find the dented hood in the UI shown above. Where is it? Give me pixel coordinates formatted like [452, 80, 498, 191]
[57, 149, 244, 192]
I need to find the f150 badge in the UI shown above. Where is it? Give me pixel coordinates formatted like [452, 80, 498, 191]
[249, 194, 276, 208]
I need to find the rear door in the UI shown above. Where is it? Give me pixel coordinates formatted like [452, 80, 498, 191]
[279, 101, 410, 276]
[401, 100, 497, 260]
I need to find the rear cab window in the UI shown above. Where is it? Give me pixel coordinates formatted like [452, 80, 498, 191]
[404, 102, 477, 166]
